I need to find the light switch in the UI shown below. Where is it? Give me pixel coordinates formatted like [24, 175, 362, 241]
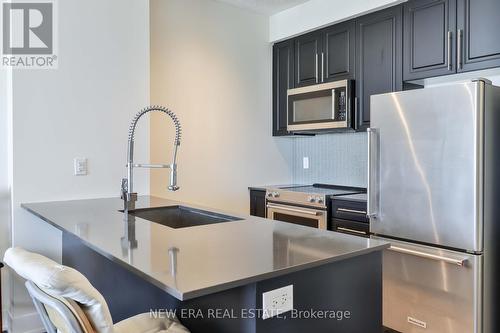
[303, 157, 309, 169]
[74, 158, 87, 176]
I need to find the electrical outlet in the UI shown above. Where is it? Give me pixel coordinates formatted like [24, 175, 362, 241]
[74, 158, 87, 176]
[262, 285, 293, 320]
[303, 157, 309, 169]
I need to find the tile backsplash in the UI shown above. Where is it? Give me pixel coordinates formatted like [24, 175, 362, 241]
[278, 132, 367, 187]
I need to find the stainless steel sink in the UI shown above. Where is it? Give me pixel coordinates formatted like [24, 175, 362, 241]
[125, 206, 242, 229]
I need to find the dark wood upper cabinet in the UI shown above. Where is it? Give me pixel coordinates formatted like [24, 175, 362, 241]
[457, 0, 500, 72]
[322, 20, 356, 82]
[294, 32, 322, 87]
[403, 0, 457, 80]
[272, 40, 294, 136]
[271, 1, 500, 135]
[356, 6, 403, 129]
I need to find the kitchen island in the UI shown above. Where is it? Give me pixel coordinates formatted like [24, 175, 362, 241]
[22, 196, 388, 333]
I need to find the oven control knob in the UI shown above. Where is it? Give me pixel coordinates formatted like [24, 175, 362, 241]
[267, 192, 273, 198]
[316, 197, 324, 204]
[272, 192, 280, 198]
[308, 196, 316, 203]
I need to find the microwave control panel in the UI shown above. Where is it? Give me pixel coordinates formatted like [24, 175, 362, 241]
[336, 88, 347, 121]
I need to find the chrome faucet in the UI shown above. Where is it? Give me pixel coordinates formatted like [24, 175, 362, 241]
[121, 105, 182, 212]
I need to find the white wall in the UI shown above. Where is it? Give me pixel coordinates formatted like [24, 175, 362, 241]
[269, 0, 406, 41]
[0, 67, 12, 332]
[150, 0, 292, 214]
[8, 0, 150, 332]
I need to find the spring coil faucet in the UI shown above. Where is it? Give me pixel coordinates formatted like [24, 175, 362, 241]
[121, 105, 182, 212]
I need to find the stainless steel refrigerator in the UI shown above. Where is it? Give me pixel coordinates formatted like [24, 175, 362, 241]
[368, 79, 500, 333]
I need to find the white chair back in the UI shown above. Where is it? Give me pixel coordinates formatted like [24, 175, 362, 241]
[4, 247, 114, 333]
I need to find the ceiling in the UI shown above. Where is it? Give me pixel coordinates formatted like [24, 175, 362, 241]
[215, 0, 311, 15]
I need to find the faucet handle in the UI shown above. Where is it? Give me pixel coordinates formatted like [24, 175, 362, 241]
[121, 178, 128, 199]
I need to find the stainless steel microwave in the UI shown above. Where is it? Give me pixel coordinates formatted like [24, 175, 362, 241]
[287, 79, 354, 132]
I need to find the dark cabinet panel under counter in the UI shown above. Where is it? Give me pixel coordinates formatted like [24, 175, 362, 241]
[249, 188, 266, 218]
[331, 193, 369, 238]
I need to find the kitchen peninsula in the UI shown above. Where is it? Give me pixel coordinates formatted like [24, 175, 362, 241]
[22, 196, 388, 333]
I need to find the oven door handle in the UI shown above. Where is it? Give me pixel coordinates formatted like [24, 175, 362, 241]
[266, 204, 321, 216]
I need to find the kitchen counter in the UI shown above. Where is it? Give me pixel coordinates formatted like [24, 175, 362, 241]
[335, 193, 367, 202]
[247, 184, 305, 191]
[22, 196, 387, 301]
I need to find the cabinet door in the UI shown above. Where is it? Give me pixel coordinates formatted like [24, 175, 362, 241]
[272, 40, 293, 136]
[403, 0, 456, 80]
[249, 190, 266, 218]
[294, 32, 322, 87]
[356, 6, 403, 129]
[457, 0, 500, 72]
[322, 20, 355, 82]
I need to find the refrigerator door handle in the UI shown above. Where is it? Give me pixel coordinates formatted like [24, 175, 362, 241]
[388, 246, 468, 267]
[367, 128, 379, 219]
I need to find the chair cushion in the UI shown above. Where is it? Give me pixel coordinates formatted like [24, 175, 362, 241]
[114, 313, 190, 333]
[4, 247, 113, 333]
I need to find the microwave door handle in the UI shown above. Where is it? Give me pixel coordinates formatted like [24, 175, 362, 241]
[331, 89, 336, 120]
[321, 52, 325, 82]
[315, 53, 319, 83]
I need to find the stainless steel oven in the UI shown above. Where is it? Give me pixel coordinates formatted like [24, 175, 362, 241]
[266, 202, 327, 230]
[287, 79, 354, 132]
[264, 185, 364, 230]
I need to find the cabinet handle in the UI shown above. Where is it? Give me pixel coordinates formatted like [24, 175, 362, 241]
[337, 208, 367, 215]
[315, 53, 319, 83]
[447, 31, 452, 71]
[337, 227, 367, 235]
[321, 52, 325, 82]
[457, 29, 463, 70]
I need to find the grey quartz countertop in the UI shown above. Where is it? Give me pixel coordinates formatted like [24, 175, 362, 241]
[22, 196, 388, 301]
[334, 193, 367, 202]
[247, 184, 305, 191]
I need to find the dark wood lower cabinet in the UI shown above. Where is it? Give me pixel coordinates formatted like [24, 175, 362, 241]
[249, 189, 266, 218]
[330, 198, 369, 237]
